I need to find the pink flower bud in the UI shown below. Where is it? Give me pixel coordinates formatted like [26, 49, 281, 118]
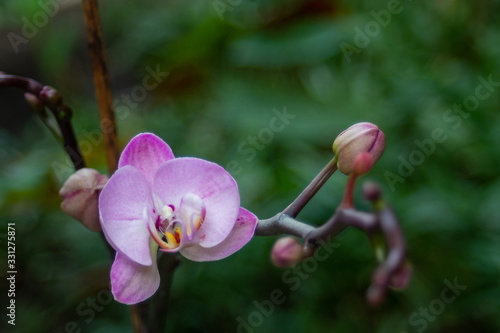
[351, 152, 373, 176]
[332, 122, 385, 175]
[39, 86, 63, 109]
[59, 168, 109, 232]
[270, 237, 304, 268]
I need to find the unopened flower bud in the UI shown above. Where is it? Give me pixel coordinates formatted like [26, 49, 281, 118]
[271, 237, 304, 268]
[24, 93, 44, 113]
[40, 85, 63, 109]
[59, 168, 109, 232]
[351, 152, 373, 176]
[332, 122, 385, 175]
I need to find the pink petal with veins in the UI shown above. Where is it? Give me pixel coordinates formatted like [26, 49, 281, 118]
[99, 166, 154, 266]
[181, 207, 257, 261]
[111, 246, 160, 305]
[119, 133, 175, 186]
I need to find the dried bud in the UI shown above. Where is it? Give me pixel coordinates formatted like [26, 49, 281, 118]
[332, 122, 385, 175]
[59, 168, 109, 232]
[270, 237, 304, 268]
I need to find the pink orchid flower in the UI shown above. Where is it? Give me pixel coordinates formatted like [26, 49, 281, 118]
[99, 133, 257, 304]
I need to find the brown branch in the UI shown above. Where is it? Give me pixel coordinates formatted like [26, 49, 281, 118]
[81, 0, 120, 174]
[80, 4, 181, 333]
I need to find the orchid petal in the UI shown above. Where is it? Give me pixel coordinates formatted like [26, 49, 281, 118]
[118, 133, 175, 186]
[180, 207, 257, 261]
[153, 158, 240, 247]
[111, 242, 160, 305]
[99, 166, 154, 265]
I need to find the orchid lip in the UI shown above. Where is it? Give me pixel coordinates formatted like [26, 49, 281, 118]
[148, 193, 206, 251]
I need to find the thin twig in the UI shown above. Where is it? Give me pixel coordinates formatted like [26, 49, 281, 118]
[0, 72, 43, 92]
[0, 73, 85, 169]
[283, 157, 337, 218]
[81, 0, 120, 174]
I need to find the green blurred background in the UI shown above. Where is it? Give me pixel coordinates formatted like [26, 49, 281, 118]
[1, 0, 499, 332]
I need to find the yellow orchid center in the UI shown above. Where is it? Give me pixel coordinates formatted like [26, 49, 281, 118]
[148, 193, 206, 251]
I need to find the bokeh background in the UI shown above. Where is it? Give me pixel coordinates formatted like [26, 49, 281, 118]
[1, 0, 499, 332]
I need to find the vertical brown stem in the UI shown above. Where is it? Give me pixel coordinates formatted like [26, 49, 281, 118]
[81, 0, 120, 174]
[81, 1, 145, 332]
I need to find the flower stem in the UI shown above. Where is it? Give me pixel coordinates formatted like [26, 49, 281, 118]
[255, 213, 315, 238]
[283, 157, 337, 218]
[148, 254, 180, 332]
[81, 0, 120, 174]
[256, 179, 408, 306]
[130, 253, 180, 333]
[340, 174, 357, 208]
